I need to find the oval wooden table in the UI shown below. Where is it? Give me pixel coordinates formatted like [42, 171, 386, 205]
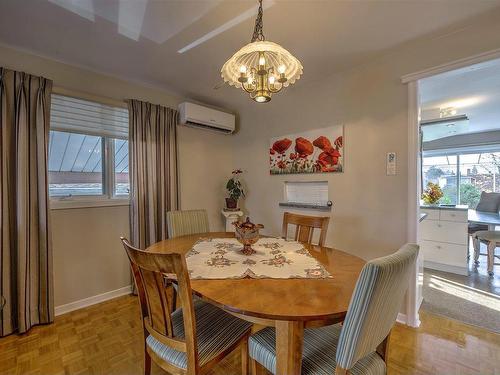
[147, 232, 366, 375]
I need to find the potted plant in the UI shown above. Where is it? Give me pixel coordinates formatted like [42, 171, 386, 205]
[422, 182, 443, 206]
[225, 169, 245, 210]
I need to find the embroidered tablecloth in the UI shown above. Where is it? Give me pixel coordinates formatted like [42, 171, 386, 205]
[185, 237, 332, 279]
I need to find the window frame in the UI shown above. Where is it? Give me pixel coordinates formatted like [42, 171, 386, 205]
[422, 146, 500, 206]
[48, 96, 130, 210]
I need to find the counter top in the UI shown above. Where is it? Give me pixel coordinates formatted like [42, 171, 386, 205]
[420, 204, 468, 211]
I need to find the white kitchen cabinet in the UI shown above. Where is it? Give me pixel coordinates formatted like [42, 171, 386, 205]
[419, 206, 468, 275]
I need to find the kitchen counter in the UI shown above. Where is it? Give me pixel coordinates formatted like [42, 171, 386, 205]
[420, 204, 468, 211]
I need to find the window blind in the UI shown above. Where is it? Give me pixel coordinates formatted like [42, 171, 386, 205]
[50, 94, 129, 138]
[285, 181, 328, 206]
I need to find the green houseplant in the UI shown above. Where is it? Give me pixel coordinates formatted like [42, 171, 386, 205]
[225, 169, 245, 210]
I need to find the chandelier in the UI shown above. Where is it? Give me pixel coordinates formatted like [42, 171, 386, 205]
[220, 0, 303, 103]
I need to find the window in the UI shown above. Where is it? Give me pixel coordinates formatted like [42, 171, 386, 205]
[48, 94, 129, 205]
[423, 150, 500, 208]
[282, 181, 330, 209]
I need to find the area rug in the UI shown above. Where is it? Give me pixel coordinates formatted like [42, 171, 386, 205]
[421, 269, 500, 333]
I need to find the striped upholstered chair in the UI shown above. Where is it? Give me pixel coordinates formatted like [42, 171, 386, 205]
[167, 209, 210, 238]
[121, 238, 252, 375]
[249, 244, 419, 375]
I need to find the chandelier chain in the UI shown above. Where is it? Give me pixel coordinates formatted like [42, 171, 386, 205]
[251, 0, 265, 42]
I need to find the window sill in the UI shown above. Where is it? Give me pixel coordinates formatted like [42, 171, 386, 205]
[50, 198, 130, 210]
[279, 202, 332, 211]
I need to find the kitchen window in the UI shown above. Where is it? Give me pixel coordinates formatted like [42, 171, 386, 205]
[48, 94, 129, 208]
[422, 149, 500, 207]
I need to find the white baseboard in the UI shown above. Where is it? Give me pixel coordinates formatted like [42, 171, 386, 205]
[55, 285, 133, 316]
[424, 261, 468, 276]
[397, 312, 421, 328]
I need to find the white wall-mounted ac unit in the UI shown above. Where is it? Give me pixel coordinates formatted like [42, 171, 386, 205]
[178, 102, 235, 134]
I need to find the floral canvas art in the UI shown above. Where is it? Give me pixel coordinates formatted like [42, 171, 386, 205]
[269, 125, 344, 174]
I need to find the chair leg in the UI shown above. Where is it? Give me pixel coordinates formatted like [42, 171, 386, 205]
[241, 339, 249, 375]
[473, 236, 480, 265]
[144, 347, 152, 375]
[250, 358, 267, 375]
[487, 241, 496, 276]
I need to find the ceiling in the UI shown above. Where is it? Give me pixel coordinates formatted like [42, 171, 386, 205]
[420, 57, 500, 138]
[1, 0, 500, 108]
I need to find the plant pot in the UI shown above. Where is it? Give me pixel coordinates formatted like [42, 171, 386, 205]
[225, 197, 238, 209]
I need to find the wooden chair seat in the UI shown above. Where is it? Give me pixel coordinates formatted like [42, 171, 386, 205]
[249, 323, 386, 375]
[121, 238, 251, 375]
[147, 299, 252, 370]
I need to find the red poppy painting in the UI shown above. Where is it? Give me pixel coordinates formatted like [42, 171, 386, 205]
[269, 125, 343, 174]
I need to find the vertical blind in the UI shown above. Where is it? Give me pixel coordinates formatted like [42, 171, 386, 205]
[284, 181, 329, 206]
[50, 94, 129, 138]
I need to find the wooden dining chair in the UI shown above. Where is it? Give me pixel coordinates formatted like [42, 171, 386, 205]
[121, 238, 252, 375]
[167, 209, 210, 238]
[282, 212, 330, 246]
[248, 243, 419, 375]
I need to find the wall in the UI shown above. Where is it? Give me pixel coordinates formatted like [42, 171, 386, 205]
[0, 45, 233, 307]
[233, 9, 500, 261]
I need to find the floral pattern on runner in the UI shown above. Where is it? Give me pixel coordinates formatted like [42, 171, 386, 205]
[186, 237, 332, 279]
[261, 255, 293, 267]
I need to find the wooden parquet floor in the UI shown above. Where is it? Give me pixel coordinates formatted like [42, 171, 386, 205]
[1, 295, 499, 375]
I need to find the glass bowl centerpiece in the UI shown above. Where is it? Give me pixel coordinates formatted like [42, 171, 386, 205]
[233, 217, 264, 255]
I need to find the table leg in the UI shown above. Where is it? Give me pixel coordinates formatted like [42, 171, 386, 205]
[275, 320, 304, 375]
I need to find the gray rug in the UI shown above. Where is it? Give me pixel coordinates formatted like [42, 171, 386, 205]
[421, 269, 500, 333]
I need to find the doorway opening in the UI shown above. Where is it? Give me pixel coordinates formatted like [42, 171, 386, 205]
[416, 57, 500, 333]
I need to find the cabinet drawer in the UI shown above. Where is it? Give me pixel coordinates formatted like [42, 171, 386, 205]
[440, 209, 467, 223]
[420, 240, 467, 267]
[420, 208, 439, 221]
[419, 220, 467, 244]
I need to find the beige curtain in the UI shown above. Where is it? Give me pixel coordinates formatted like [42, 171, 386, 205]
[128, 99, 179, 250]
[0, 68, 53, 336]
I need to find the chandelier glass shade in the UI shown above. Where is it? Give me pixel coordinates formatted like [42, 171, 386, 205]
[220, 0, 303, 103]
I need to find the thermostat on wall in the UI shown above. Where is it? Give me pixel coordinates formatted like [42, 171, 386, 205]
[387, 152, 396, 175]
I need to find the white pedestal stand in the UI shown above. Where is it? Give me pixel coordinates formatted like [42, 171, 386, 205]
[221, 210, 244, 232]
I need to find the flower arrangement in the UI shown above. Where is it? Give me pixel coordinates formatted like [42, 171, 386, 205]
[269, 128, 343, 174]
[225, 169, 245, 209]
[422, 182, 443, 205]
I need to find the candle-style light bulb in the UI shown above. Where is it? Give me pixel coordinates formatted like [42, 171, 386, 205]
[278, 65, 286, 74]
[269, 76, 275, 84]
[259, 55, 266, 66]
[239, 65, 247, 74]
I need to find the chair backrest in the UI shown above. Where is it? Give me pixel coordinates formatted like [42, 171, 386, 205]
[282, 212, 330, 246]
[167, 209, 209, 238]
[120, 238, 199, 371]
[476, 192, 500, 213]
[336, 243, 419, 370]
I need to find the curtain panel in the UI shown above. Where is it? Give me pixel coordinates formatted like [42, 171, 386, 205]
[0, 68, 54, 336]
[128, 99, 179, 250]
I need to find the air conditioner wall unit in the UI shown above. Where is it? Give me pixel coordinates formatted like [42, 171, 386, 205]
[178, 102, 235, 134]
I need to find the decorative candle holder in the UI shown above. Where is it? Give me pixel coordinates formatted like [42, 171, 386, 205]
[233, 217, 264, 255]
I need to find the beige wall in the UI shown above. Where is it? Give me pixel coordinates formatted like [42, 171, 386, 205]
[0, 45, 233, 307]
[2, 7, 500, 308]
[233, 9, 500, 261]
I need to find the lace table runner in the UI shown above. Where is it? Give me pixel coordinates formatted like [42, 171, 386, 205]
[186, 237, 332, 279]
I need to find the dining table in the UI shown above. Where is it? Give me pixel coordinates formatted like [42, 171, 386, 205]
[468, 209, 500, 230]
[147, 231, 366, 375]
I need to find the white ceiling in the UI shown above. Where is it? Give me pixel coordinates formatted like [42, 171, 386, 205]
[420, 57, 500, 136]
[1, 0, 500, 108]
